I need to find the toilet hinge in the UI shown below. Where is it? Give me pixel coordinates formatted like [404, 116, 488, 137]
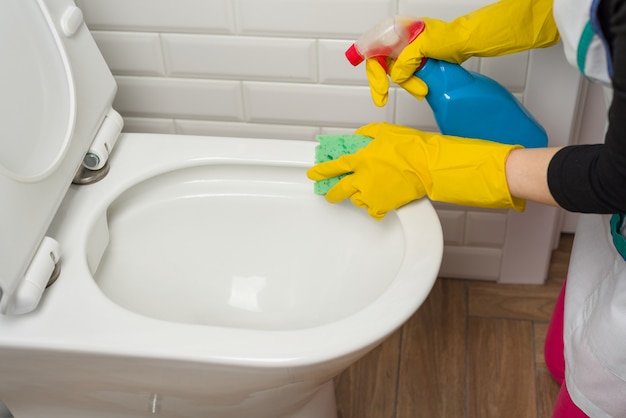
[6, 237, 61, 315]
[73, 108, 124, 185]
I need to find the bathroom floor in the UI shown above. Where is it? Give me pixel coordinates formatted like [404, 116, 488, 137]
[334, 233, 574, 418]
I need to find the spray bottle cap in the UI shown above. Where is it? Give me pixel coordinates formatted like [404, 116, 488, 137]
[345, 44, 364, 66]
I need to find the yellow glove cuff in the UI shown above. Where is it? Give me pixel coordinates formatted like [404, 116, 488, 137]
[355, 123, 526, 212]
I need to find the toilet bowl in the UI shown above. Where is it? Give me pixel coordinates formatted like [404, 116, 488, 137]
[0, 1, 443, 417]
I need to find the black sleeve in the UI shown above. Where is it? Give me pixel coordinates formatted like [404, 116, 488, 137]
[547, 0, 626, 213]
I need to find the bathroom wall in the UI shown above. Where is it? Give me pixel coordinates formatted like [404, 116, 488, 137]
[76, 0, 586, 283]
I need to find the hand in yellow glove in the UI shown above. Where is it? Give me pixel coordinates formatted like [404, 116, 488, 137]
[306, 123, 526, 220]
[367, 0, 560, 107]
[366, 58, 429, 106]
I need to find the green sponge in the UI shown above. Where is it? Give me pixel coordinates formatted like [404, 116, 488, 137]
[313, 134, 373, 195]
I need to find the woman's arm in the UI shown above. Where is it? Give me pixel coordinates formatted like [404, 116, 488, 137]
[506, 147, 562, 207]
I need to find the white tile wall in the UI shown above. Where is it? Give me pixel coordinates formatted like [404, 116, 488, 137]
[77, 0, 584, 283]
[465, 211, 508, 246]
[91, 32, 165, 76]
[480, 52, 530, 93]
[243, 82, 393, 126]
[162, 35, 318, 81]
[79, 0, 543, 139]
[113, 76, 244, 120]
[76, 0, 235, 33]
[234, 0, 395, 37]
[399, 0, 495, 20]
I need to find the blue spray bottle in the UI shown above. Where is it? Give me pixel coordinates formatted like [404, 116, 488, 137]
[345, 16, 548, 148]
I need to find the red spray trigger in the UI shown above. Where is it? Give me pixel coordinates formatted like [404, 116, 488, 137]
[406, 20, 425, 43]
[375, 20, 424, 72]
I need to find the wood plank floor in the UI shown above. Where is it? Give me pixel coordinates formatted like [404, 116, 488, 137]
[334, 234, 574, 418]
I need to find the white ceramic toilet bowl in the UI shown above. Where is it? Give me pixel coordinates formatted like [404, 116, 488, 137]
[0, 0, 443, 416]
[0, 133, 443, 418]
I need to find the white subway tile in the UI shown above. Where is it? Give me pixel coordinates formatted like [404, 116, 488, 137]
[439, 246, 502, 281]
[436, 209, 466, 245]
[243, 82, 395, 127]
[463, 57, 481, 73]
[163, 34, 317, 82]
[320, 127, 359, 135]
[318, 40, 366, 85]
[175, 120, 319, 141]
[465, 211, 509, 246]
[235, 0, 395, 38]
[122, 117, 176, 134]
[395, 89, 439, 131]
[76, 0, 234, 33]
[399, 0, 494, 21]
[91, 31, 165, 76]
[479, 53, 529, 92]
[113, 76, 244, 120]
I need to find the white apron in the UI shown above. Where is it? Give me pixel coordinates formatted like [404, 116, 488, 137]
[553, 0, 625, 416]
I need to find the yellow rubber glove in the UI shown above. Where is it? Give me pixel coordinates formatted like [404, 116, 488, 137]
[368, 0, 561, 107]
[306, 123, 525, 220]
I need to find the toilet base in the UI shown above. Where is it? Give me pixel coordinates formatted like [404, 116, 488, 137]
[0, 384, 338, 418]
[0, 344, 345, 418]
[290, 381, 337, 418]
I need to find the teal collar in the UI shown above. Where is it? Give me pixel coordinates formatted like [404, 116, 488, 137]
[610, 214, 626, 260]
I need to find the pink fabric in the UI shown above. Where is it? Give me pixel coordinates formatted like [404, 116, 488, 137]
[553, 383, 589, 418]
[545, 280, 589, 418]
[545, 280, 567, 384]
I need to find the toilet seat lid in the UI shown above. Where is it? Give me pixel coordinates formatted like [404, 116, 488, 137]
[0, 0, 114, 312]
[1, 1, 75, 182]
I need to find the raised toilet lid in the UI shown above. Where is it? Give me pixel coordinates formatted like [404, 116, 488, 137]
[0, 0, 116, 313]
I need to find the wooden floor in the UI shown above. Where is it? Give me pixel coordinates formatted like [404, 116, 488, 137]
[334, 234, 574, 418]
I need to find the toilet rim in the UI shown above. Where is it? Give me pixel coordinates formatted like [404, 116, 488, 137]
[0, 133, 443, 367]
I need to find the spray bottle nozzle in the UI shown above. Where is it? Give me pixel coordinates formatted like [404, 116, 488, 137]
[345, 44, 364, 66]
[345, 17, 425, 70]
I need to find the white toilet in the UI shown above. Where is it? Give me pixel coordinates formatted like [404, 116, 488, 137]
[0, 1, 443, 417]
